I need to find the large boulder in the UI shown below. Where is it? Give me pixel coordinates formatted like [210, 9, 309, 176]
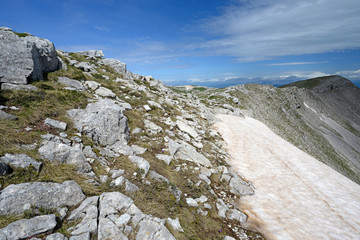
[0, 180, 85, 215]
[0, 153, 42, 172]
[76, 50, 104, 59]
[67, 99, 129, 147]
[0, 27, 60, 85]
[0, 214, 57, 239]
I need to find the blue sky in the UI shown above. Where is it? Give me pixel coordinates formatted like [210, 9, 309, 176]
[1, 0, 360, 87]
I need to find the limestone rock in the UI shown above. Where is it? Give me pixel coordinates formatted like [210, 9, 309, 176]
[186, 198, 198, 207]
[155, 154, 172, 165]
[38, 140, 91, 174]
[84, 81, 101, 91]
[76, 50, 104, 59]
[58, 77, 85, 91]
[69, 232, 90, 240]
[95, 87, 116, 98]
[67, 99, 129, 147]
[99, 58, 127, 77]
[0, 28, 59, 84]
[1, 83, 38, 91]
[0, 214, 57, 239]
[46, 233, 68, 240]
[229, 176, 255, 196]
[144, 119, 162, 135]
[0, 153, 42, 172]
[175, 142, 212, 167]
[44, 118, 67, 130]
[128, 156, 150, 177]
[136, 217, 176, 240]
[68, 196, 99, 221]
[167, 217, 184, 232]
[125, 179, 139, 193]
[216, 199, 228, 218]
[0, 110, 18, 120]
[176, 120, 199, 139]
[0, 180, 85, 215]
[226, 209, 247, 223]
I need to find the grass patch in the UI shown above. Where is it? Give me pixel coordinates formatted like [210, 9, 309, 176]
[13, 31, 30, 37]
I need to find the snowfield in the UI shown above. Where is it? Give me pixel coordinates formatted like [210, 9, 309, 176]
[214, 114, 360, 240]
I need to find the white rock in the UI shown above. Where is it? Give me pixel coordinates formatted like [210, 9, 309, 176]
[95, 87, 116, 98]
[44, 118, 67, 130]
[186, 198, 199, 207]
[167, 217, 184, 232]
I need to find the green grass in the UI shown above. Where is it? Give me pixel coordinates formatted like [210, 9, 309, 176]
[279, 75, 336, 89]
[13, 31, 30, 37]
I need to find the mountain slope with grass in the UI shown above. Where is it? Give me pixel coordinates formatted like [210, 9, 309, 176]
[0, 27, 263, 240]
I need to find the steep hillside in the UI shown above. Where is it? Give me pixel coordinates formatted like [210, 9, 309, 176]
[0, 28, 263, 240]
[195, 76, 360, 184]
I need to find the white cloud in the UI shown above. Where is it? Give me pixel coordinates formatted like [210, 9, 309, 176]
[335, 69, 360, 80]
[198, 0, 360, 61]
[267, 61, 328, 66]
[57, 44, 108, 52]
[94, 26, 110, 31]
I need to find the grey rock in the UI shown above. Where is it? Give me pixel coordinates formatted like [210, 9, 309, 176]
[204, 203, 212, 209]
[76, 50, 104, 59]
[0, 214, 57, 240]
[99, 192, 133, 218]
[186, 198, 198, 207]
[110, 169, 125, 179]
[226, 209, 247, 223]
[95, 87, 116, 98]
[46, 233, 68, 240]
[58, 77, 85, 91]
[143, 105, 151, 111]
[199, 173, 211, 185]
[125, 179, 139, 193]
[98, 218, 127, 240]
[110, 176, 124, 187]
[216, 199, 228, 218]
[167, 217, 184, 232]
[144, 119, 162, 135]
[38, 140, 91, 173]
[0, 180, 85, 215]
[67, 99, 129, 147]
[0, 153, 42, 172]
[129, 156, 150, 177]
[115, 213, 131, 227]
[168, 139, 181, 157]
[155, 154, 172, 165]
[197, 208, 208, 216]
[131, 127, 142, 134]
[99, 175, 108, 183]
[224, 236, 236, 240]
[148, 170, 170, 183]
[99, 58, 127, 77]
[131, 145, 147, 155]
[74, 62, 96, 73]
[229, 176, 255, 196]
[1, 83, 38, 91]
[68, 196, 99, 221]
[0, 110, 18, 120]
[175, 142, 212, 167]
[44, 118, 67, 130]
[69, 232, 90, 240]
[136, 217, 176, 240]
[84, 81, 101, 91]
[82, 146, 96, 158]
[0, 28, 59, 84]
[195, 195, 208, 203]
[176, 120, 199, 139]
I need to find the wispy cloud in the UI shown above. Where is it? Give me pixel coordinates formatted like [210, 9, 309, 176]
[94, 26, 110, 31]
[57, 44, 108, 52]
[267, 61, 328, 66]
[197, 0, 360, 62]
[335, 69, 360, 80]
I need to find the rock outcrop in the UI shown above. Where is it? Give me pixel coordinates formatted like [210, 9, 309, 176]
[0, 27, 60, 86]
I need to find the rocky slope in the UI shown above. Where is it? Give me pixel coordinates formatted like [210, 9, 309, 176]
[1, 27, 359, 240]
[0, 28, 263, 240]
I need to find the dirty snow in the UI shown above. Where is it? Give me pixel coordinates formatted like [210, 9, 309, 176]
[214, 114, 360, 240]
